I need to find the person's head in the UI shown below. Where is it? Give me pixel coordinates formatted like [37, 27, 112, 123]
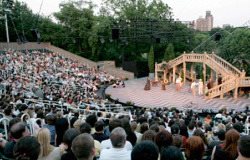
[92, 120, 104, 133]
[171, 124, 180, 135]
[217, 129, 225, 141]
[109, 118, 122, 132]
[130, 121, 138, 132]
[71, 133, 95, 160]
[233, 122, 244, 133]
[80, 123, 91, 134]
[179, 124, 188, 138]
[9, 117, 21, 129]
[161, 145, 184, 160]
[86, 114, 97, 128]
[10, 122, 30, 140]
[224, 129, 240, 159]
[37, 128, 53, 157]
[13, 136, 40, 160]
[45, 114, 56, 125]
[188, 123, 195, 131]
[155, 130, 173, 151]
[110, 127, 127, 148]
[172, 134, 182, 148]
[193, 129, 208, 145]
[140, 122, 149, 134]
[238, 135, 250, 159]
[185, 136, 204, 160]
[150, 123, 160, 133]
[63, 128, 80, 151]
[141, 130, 156, 142]
[131, 141, 159, 160]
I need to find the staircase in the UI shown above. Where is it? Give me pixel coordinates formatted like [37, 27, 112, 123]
[156, 53, 250, 99]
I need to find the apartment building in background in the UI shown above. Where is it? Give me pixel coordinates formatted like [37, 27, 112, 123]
[195, 11, 213, 31]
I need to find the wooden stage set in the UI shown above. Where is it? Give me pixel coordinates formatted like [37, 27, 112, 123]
[105, 78, 250, 112]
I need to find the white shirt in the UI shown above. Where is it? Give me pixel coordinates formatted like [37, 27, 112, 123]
[99, 147, 131, 160]
[100, 139, 133, 151]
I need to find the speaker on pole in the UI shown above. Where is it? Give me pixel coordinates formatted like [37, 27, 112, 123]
[112, 28, 119, 40]
[214, 33, 221, 41]
[156, 37, 160, 43]
[31, 29, 41, 43]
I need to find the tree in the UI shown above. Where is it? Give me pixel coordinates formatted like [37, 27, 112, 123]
[219, 28, 250, 75]
[148, 45, 155, 73]
[54, 2, 95, 57]
[164, 43, 175, 62]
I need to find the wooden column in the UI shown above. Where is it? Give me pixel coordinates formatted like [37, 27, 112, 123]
[190, 63, 194, 81]
[163, 70, 166, 82]
[215, 72, 218, 85]
[203, 63, 206, 84]
[234, 78, 239, 99]
[155, 63, 158, 81]
[173, 66, 176, 83]
[183, 62, 186, 84]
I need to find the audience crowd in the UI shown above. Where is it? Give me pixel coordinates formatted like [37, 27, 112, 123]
[0, 50, 249, 160]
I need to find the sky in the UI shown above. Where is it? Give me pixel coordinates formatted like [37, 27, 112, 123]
[20, 0, 250, 27]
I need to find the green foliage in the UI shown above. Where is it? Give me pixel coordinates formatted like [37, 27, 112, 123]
[164, 43, 175, 61]
[148, 45, 155, 73]
[219, 28, 250, 75]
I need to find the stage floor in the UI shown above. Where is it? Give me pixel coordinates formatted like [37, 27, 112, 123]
[105, 78, 250, 112]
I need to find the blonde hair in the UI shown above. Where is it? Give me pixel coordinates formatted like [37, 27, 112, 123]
[37, 128, 54, 157]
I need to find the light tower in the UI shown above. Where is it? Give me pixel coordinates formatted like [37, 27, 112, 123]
[0, 0, 14, 43]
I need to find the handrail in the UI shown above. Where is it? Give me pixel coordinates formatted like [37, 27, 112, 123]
[239, 77, 250, 87]
[209, 54, 242, 77]
[0, 117, 10, 140]
[207, 77, 237, 98]
[21, 113, 34, 135]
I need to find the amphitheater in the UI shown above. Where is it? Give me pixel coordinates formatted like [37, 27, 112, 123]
[1, 42, 250, 112]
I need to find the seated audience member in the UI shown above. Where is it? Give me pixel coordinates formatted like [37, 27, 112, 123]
[4, 122, 30, 158]
[71, 133, 95, 160]
[185, 136, 205, 160]
[55, 112, 69, 146]
[99, 127, 131, 160]
[207, 129, 225, 153]
[92, 121, 108, 143]
[141, 130, 156, 142]
[131, 141, 159, 160]
[80, 122, 101, 158]
[122, 118, 137, 146]
[101, 120, 132, 150]
[130, 121, 142, 144]
[212, 129, 240, 160]
[86, 114, 97, 134]
[103, 118, 122, 137]
[140, 122, 149, 134]
[43, 114, 56, 145]
[161, 146, 184, 160]
[155, 130, 173, 152]
[61, 128, 80, 160]
[37, 128, 64, 160]
[13, 136, 40, 160]
[237, 135, 250, 160]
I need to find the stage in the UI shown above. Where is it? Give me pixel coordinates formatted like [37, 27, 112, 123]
[105, 78, 250, 112]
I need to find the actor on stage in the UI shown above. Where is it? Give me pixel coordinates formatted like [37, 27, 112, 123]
[191, 80, 196, 96]
[176, 76, 182, 91]
[198, 79, 203, 95]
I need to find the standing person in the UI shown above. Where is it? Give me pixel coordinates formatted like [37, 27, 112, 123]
[198, 79, 203, 95]
[191, 80, 196, 96]
[176, 76, 182, 91]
